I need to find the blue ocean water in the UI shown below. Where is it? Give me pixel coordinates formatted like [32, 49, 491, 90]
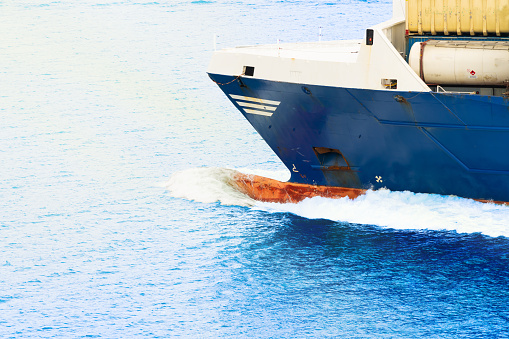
[1, 0, 508, 337]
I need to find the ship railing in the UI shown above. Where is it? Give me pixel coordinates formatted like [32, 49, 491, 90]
[435, 85, 476, 95]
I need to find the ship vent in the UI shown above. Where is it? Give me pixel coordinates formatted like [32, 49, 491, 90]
[243, 66, 255, 77]
[313, 147, 350, 169]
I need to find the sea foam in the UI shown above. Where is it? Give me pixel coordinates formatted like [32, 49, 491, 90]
[165, 167, 509, 237]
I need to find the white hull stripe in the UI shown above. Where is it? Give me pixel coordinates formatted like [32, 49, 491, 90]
[243, 109, 273, 116]
[229, 94, 280, 117]
[229, 94, 280, 106]
[237, 102, 277, 111]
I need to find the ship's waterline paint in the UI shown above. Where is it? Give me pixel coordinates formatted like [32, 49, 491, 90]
[229, 170, 508, 206]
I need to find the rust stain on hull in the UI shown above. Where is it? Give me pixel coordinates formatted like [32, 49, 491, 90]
[475, 198, 509, 206]
[229, 172, 365, 203]
[228, 171, 509, 206]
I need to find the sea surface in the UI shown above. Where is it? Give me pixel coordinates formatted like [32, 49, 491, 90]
[1, 0, 509, 337]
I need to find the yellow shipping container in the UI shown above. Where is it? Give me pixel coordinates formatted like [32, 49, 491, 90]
[406, 0, 509, 36]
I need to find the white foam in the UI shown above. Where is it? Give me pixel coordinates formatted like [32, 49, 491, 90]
[228, 167, 291, 182]
[165, 167, 509, 237]
[163, 167, 255, 206]
[257, 189, 509, 237]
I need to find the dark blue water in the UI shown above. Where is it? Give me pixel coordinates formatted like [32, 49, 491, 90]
[1, 0, 508, 337]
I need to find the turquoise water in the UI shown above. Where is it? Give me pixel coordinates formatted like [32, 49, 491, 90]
[1, 1, 508, 337]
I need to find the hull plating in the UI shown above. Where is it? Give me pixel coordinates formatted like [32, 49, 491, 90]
[230, 171, 365, 203]
[210, 73, 509, 203]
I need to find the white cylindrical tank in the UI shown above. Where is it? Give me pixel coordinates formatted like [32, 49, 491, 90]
[408, 40, 509, 86]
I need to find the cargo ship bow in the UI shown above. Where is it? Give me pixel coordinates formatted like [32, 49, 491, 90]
[209, 0, 509, 204]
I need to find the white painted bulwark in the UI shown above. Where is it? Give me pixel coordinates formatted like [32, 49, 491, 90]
[208, 0, 429, 92]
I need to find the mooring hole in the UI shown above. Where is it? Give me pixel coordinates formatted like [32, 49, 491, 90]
[243, 66, 255, 77]
[313, 147, 349, 168]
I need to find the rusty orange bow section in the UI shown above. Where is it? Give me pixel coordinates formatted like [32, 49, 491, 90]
[229, 171, 366, 204]
[228, 171, 509, 205]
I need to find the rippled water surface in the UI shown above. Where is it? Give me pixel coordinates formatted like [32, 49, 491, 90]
[1, 0, 509, 337]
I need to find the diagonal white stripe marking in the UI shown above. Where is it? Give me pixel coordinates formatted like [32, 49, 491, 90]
[243, 109, 273, 117]
[237, 102, 277, 111]
[230, 94, 280, 106]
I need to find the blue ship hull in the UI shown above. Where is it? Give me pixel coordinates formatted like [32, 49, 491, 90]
[209, 73, 509, 202]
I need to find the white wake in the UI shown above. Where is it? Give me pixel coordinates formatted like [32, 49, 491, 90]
[164, 167, 509, 237]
